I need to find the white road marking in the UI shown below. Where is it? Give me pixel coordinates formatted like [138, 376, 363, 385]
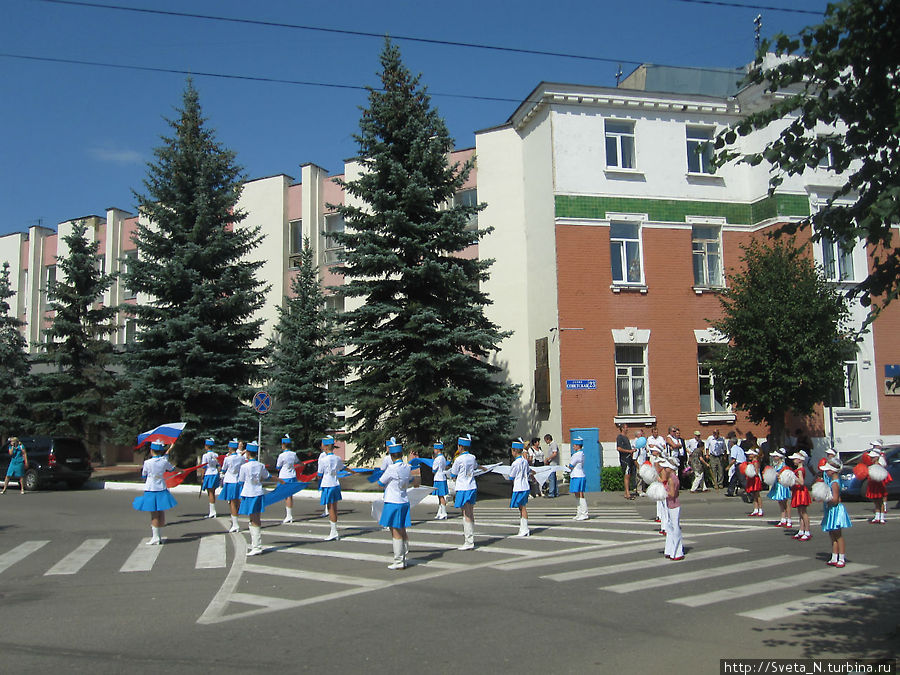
[738, 576, 900, 621]
[120, 539, 164, 572]
[0, 541, 49, 575]
[244, 563, 384, 587]
[496, 540, 678, 572]
[542, 547, 747, 582]
[274, 545, 465, 569]
[45, 538, 110, 576]
[195, 535, 227, 569]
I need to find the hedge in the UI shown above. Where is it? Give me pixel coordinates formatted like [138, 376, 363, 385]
[600, 466, 625, 492]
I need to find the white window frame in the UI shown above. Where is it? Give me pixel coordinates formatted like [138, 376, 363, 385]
[614, 343, 648, 417]
[686, 126, 716, 175]
[609, 221, 644, 285]
[697, 345, 729, 414]
[122, 250, 138, 300]
[691, 225, 723, 287]
[43, 264, 57, 304]
[452, 188, 479, 230]
[820, 234, 856, 282]
[323, 214, 345, 265]
[605, 120, 636, 170]
[288, 219, 304, 257]
[831, 359, 860, 410]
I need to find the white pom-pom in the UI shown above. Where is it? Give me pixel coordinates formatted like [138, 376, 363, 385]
[811, 481, 831, 502]
[762, 467, 777, 486]
[745, 464, 758, 479]
[778, 469, 797, 487]
[639, 463, 659, 484]
[868, 464, 888, 483]
[647, 481, 668, 502]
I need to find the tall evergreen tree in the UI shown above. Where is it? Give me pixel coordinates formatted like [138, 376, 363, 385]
[116, 81, 267, 460]
[334, 40, 518, 462]
[0, 262, 30, 443]
[267, 238, 344, 450]
[28, 221, 119, 444]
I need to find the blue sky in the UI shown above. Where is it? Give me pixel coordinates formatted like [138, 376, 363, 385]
[1, 0, 829, 236]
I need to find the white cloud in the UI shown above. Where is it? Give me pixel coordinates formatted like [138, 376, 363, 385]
[88, 145, 143, 164]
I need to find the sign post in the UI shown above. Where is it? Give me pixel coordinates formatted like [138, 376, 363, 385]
[252, 391, 272, 447]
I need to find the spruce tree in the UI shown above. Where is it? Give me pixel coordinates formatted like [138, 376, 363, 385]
[267, 238, 344, 450]
[116, 81, 267, 460]
[334, 40, 518, 462]
[28, 220, 119, 444]
[0, 262, 30, 442]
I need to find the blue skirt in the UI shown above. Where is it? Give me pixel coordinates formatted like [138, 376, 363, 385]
[432, 480, 449, 497]
[767, 482, 791, 501]
[454, 489, 477, 508]
[569, 477, 586, 493]
[238, 495, 265, 515]
[510, 490, 529, 508]
[201, 474, 220, 490]
[218, 482, 243, 501]
[822, 503, 853, 532]
[132, 489, 177, 512]
[6, 462, 24, 478]
[320, 485, 342, 505]
[379, 502, 411, 529]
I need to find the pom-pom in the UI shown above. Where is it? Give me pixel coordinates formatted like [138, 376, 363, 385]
[860, 453, 874, 467]
[778, 469, 797, 487]
[745, 464, 758, 479]
[762, 467, 776, 486]
[811, 481, 832, 503]
[868, 464, 888, 483]
[647, 481, 668, 502]
[853, 463, 869, 481]
[739, 461, 748, 475]
[639, 463, 659, 485]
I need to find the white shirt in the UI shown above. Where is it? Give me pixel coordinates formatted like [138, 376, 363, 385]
[238, 460, 270, 497]
[378, 459, 411, 504]
[569, 450, 585, 478]
[201, 450, 219, 476]
[142, 455, 174, 491]
[546, 441, 560, 466]
[648, 435, 667, 456]
[221, 453, 246, 484]
[509, 455, 531, 492]
[706, 435, 726, 457]
[276, 450, 299, 480]
[318, 452, 344, 489]
[666, 435, 684, 459]
[432, 453, 448, 482]
[450, 452, 477, 491]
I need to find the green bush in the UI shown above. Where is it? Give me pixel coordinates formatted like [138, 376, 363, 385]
[601, 466, 625, 492]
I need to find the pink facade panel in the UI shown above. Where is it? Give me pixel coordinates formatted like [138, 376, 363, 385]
[287, 184, 302, 222]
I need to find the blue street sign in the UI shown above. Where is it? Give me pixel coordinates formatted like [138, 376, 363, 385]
[253, 391, 272, 414]
[886, 364, 900, 378]
[566, 379, 597, 390]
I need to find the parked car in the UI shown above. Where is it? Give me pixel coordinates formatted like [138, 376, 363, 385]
[0, 436, 93, 491]
[838, 444, 900, 500]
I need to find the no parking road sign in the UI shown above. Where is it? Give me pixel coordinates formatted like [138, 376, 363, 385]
[253, 391, 272, 414]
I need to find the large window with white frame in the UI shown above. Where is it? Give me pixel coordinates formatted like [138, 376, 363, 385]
[323, 214, 345, 265]
[610, 222, 643, 284]
[605, 120, 635, 170]
[288, 219, 303, 256]
[615, 344, 648, 415]
[691, 225, 723, 287]
[830, 359, 860, 409]
[453, 188, 479, 230]
[686, 126, 715, 174]
[821, 234, 855, 282]
[43, 264, 56, 304]
[697, 345, 728, 413]
[122, 250, 138, 300]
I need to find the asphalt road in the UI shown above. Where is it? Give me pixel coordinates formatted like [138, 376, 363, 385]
[0, 486, 897, 674]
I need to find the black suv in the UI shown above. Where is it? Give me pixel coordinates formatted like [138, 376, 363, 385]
[1, 436, 93, 491]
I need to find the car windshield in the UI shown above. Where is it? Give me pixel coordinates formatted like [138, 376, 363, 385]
[53, 439, 88, 460]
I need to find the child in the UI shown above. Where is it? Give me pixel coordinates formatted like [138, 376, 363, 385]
[658, 457, 683, 560]
[820, 458, 851, 567]
[431, 441, 449, 520]
[508, 438, 532, 537]
[132, 441, 178, 545]
[450, 434, 479, 550]
[318, 435, 344, 541]
[275, 435, 299, 524]
[568, 437, 589, 521]
[200, 438, 220, 519]
[766, 449, 792, 527]
[865, 445, 892, 524]
[238, 442, 269, 556]
[789, 451, 812, 540]
[219, 439, 246, 533]
[744, 449, 763, 517]
[378, 440, 412, 569]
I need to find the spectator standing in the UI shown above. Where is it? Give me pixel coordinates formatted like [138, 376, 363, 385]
[706, 429, 727, 489]
[527, 438, 544, 498]
[2, 436, 28, 494]
[666, 427, 685, 483]
[544, 434, 560, 498]
[616, 424, 634, 500]
[687, 431, 709, 492]
[647, 426, 666, 459]
[725, 436, 748, 497]
[632, 429, 648, 496]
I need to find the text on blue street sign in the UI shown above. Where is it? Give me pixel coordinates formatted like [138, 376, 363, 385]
[566, 379, 597, 390]
[253, 391, 272, 414]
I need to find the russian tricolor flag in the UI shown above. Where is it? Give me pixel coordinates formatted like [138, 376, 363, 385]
[136, 422, 187, 448]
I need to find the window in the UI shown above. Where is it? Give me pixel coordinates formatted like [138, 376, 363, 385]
[43, 264, 56, 303]
[816, 136, 835, 169]
[698, 346, 728, 413]
[323, 214, 345, 265]
[610, 222, 643, 284]
[686, 126, 715, 174]
[95, 254, 106, 276]
[615, 345, 647, 415]
[289, 219, 303, 256]
[691, 226, 723, 287]
[324, 294, 344, 314]
[821, 235, 855, 281]
[605, 120, 635, 169]
[327, 380, 346, 427]
[831, 360, 860, 409]
[453, 189, 478, 230]
[122, 250, 138, 300]
[124, 319, 137, 344]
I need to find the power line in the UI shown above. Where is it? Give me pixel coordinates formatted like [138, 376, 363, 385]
[670, 0, 822, 15]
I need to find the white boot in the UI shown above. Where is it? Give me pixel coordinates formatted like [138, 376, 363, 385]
[388, 539, 406, 570]
[206, 503, 217, 519]
[402, 538, 409, 564]
[435, 504, 447, 520]
[574, 498, 589, 521]
[147, 526, 162, 545]
[458, 519, 475, 550]
[282, 507, 293, 524]
[515, 517, 530, 537]
[229, 515, 239, 533]
[247, 525, 263, 556]
[324, 521, 339, 541]
[321, 507, 329, 518]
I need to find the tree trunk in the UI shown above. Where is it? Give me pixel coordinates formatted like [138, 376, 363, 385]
[768, 412, 787, 452]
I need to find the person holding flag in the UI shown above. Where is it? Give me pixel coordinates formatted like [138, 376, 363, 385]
[432, 441, 449, 520]
[219, 439, 246, 533]
[275, 435, 299, 524]
[450, 434, 480, 550]
[200, 438, 220, 519]
[318, 436, 345, 541]
[132, 441, 178, 545]
[238, 442, 269, 556]
[508, 438, 533, 537]
[378, 439, 412, 569]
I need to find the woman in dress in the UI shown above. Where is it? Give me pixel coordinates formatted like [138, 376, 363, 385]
[820, 458, 851, 567]
[508, 439, 532, 537]
[744, 448, 764, 517]
[275, 435, 299, 524]
[318, 435, 345, 541]
[132, 441, 177, 545]
[789, 451, 812, 541]
[238, 442, 269, 556]
[2, 436, 28, 494]
[568, 437, 588, 521]
[431, 441, 449, 520]
[219, 439, 246, 533]
[378, 440, 412, 569]
[450, 434, 479, 550]
[766, 449, 792, 528]
[199, 438, 220, 519]
[864, 445, 892, 524]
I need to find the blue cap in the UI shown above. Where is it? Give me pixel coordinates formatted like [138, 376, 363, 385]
[281, 435, 291, 444]
[511, 438, 525, 450]
[458, 434, 472, 447]
[433, 441, 443, 450]
[228, 439, 238, 449]
[246, 442, 259, 454]
[572, 437, 584, 447]
[321, 436, 335, 446]
[150, 441, 165, 451]
[205, 438, 215, 446]
[388, 442, 403, 454]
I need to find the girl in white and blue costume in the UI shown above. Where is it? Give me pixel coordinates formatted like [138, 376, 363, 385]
[275, 435, 299, 525]
[568, 437, 589, 521]
[133, 441, 177, 545]
[431, 441, 449, 520]
[821, 458, 851, 568]
[200, 438, 220, 519]
[508, 438, 532, 537]
[318, 436, 345, 541]
[450, 434, 479, 550]
[219, 439, 246, 532]
[379, 441, 412, 569]
[767, 449, 793, 528]
[238, 442, 269, 556]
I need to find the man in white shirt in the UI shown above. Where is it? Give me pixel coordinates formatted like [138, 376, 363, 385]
[544, 434, 560, 498]
[706, 429, 727, 489]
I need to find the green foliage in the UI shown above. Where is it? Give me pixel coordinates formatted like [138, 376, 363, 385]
[708, 238, 854, 444]
[0, 262, 30, 441]
[600, 466, 624, 492]
[28, 221, 119, 443]
[716, 0, 900, 318]
[115, 80, 268, 461]
[266, 238, 345, 450]
[333, 40, 518, 462]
